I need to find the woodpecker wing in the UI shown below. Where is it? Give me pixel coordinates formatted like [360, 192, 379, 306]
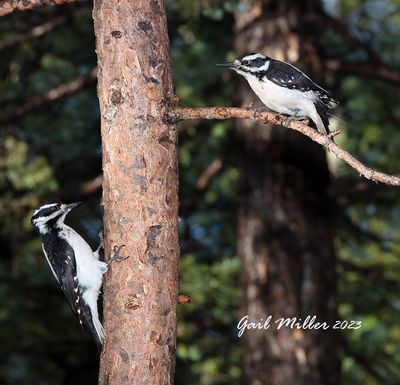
[41, 244, 60, 283]
[41, 234, 103, 352]
[42, 235, 85, 323]
[265, 59, 335, 104]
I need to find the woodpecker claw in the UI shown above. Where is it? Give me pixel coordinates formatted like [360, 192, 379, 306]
[94, 231, 104, 259]
[108, 244, 130, 265]
[254, 106, 271, 113]
[97, 231, 104, 249]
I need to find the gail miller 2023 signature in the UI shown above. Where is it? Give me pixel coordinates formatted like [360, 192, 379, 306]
[237, 315, 362, 337]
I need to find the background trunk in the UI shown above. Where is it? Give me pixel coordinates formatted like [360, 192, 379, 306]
[93, 1, 179, 384]
[235, 1, 340, 384]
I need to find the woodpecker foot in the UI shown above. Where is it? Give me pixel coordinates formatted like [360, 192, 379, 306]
[253, 107, 273, 124]
[254, 106, 272, 114]
[97, 231, 104, 249]
[279, 113, 308, 126]
[293, 116, 309, 122]
[94, 231, 104, 259]
[108, 244, 130, 265]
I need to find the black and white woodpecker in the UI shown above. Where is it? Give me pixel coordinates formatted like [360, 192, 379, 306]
[31, 202, 108, 352]
[217, 53, 336, 135]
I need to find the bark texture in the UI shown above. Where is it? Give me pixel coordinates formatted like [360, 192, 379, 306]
[93, 1, 179, 384]
[234, 1, 340, 384]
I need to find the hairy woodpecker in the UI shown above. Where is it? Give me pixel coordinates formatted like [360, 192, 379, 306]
[31, 202, 108, 352]
[218, 53, 336, 135]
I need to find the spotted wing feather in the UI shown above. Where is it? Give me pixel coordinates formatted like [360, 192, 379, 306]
[41, 234, 103, 351]
[265, 59, 336, 105]
[42, 235, 84, 323]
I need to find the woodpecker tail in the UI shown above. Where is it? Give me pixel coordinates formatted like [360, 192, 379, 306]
[309, 101, 337, 144]
[81, 292, 105, 353]
[312, 102, 330, 135]
[91, 314, 105, 353]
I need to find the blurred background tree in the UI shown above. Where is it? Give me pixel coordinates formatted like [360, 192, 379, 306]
[0, 0, 400, 384]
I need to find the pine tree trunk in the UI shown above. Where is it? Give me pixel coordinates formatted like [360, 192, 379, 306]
[93, 1, 179, 384]
[235, 1, 341, 384]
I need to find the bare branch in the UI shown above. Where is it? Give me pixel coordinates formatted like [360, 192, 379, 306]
[326, 60, 400, 86]
[166, 106, 400, 186]
[1, 68, 97, 122]
[342, 339, 386, 382]
[0, 17, 65, 51]
[177, 294, 191, 304]
[0, 0, 76, 16]
[320, 11, 381, 63]
[180, 153, 225, 212]
[195, 157, 224, 191]
[0, 7, 88, 51]
[339, 260, 400, 291]
[80, 174, 102, 196]
[318, 11, 400, 86]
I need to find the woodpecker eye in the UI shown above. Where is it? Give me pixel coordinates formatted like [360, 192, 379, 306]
[242, 60, 250, 66]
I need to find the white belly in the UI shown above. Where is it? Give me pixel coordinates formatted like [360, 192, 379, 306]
[60, 227, 107, 291]
[245, 75, 316, 117]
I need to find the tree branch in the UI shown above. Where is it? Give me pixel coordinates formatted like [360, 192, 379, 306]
[1, 68, 97, 123]
[181, 153, 225, 212]
[326, 60, 400, 86]
[0, 16, 66, 51]
[319, 11, 381, 63]
[195, 156, 224, 191]
[338, 260, 400, 292]
[0, 7, 88, 52]
[80, 174, 103, 196]
[0, 0, 76, 16]
[166, 106, 400, 186]
[318, 10, 400, 86]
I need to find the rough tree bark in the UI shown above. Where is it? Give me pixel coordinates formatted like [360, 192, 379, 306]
[93, 1, 179, 384]
[234, 1, 340, 384]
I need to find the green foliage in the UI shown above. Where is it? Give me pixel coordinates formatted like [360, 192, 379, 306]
[1, 136, 57, 192]
[326, 4, 400, 383]
[177, 255, 241, 385]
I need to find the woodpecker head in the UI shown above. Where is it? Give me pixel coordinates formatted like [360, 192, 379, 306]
[217, 53, 271, 76]
[31, 202, 80, 235]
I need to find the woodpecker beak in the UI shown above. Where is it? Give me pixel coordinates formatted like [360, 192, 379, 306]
[216, 62, 234, 68]
[216, 59, 241, 70]
[63, 202, 81, 212]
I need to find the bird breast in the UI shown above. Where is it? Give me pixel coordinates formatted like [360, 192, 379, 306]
[60, 227, 106, 291]
[245, 74, 317, 116]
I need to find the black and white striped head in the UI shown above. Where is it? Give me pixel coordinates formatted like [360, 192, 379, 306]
[31, 202, 80, 235]
[217, 53, 271, 76]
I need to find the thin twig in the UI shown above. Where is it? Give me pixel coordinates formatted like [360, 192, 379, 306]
[0, 16, 65, 51]
[318, 11, 400, 86]
[80, 174, 103, 195]
[326, 60, 400, 86]
[1, 68, 97, 122]
[0, 7, 88, 51]
[180, 153, 225, 211]
[195, 157, 224, 191]
[0, 0, 76, 16]
[165, 106, 400, 186]
[339, 260, 400, 291]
